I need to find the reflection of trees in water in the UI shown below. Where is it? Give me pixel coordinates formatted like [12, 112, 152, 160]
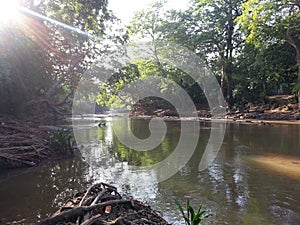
[226, 123, 300, 156]
[73, 119, 300, 224]
[106, 119, 180, 167]
[0, 152, 89, 223]
[153, 122, 300, 224]
[35, 153, 92, 221]
[48, 155, 91, 207]
[75, 120, 161, 202]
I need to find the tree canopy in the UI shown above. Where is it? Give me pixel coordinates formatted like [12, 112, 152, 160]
[0, 0, 120, 117]
[0, 0, 299, 118]
[237, 0, 300, 104]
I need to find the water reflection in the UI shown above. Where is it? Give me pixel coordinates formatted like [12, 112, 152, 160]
[0, 156, 91, 224]
[0, 119, 300, 225]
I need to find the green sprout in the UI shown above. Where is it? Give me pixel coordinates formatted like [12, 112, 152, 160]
[174, 198, 213, 225]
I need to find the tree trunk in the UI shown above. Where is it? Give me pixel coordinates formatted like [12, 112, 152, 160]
[296, 49, 300, 109]
[285, 30, 300, 109]
[221, 60, 234, 111]
[221, 61, 227, 108]
[224, 0, 235, 111]
[226, 61, 234, 109]
[291, 43, 300, 109]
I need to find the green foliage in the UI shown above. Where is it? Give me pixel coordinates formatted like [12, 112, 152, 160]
[49, 129, 73, 152]
[0, 0, 119, 116]
[237, 0, 300, 47]
[233, 42, 297, 108]
[292, 82, 300, 94]
[237, 0, 300, 105]
[0, 23, 53, 115]
[128, 0, 166, 40]
[174, 198, 213, 225]
[44, 0, 111, 35]
[1, 0, 299, 117]
[159, 0, 244, 108]
[39, 0, 118, 99]
[101, 1, 209, 111]
[107, 0, 299, 112]
[96, 63, 141, 109]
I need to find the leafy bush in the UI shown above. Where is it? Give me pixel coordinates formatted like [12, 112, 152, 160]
[49, 129, 73, 153]
[292, 82, 300, 95]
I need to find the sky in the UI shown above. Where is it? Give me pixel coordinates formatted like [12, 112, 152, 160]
[108, 0, 190, 24]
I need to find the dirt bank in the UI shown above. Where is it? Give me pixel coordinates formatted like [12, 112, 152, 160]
[130, 95, 300, 122]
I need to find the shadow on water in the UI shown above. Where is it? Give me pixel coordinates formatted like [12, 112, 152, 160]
[0, 118, 300, 224]
[0, 154, 92, 224]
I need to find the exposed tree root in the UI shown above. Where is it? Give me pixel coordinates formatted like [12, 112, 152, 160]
[36, 183, 170, 225]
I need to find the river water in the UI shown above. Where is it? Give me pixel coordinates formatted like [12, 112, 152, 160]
[0, 118, 300, 224]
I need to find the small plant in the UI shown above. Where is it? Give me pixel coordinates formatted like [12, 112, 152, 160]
[49, 129, 73, 153]
[292, 82, 300, 95]
[174, 198, 213, 225]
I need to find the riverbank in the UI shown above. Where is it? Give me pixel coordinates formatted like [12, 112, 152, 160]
[128, 108, 300, 125]
[225, 108, 300, 125]
[1, 108, 299, 169]
[0, 116, 73, 169]
[129, 95, 300, 123]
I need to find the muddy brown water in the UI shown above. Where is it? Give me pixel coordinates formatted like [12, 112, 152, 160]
[0, 118, 300, 224]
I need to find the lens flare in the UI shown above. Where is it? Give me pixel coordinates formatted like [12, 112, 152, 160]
[0, 0, 20, 24]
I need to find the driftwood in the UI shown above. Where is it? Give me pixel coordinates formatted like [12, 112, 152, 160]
[0, 117, 72, 168]
[36, 183, 170, 225]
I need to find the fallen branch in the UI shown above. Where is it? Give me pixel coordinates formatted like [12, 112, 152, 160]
[0, 153, 36, 166]
[0, 117, 70, 168]
[36, 199, 131, 225]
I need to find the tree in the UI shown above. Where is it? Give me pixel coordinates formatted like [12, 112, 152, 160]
[237, 0, 300, 106]
[234, 42, 297, 108]
[0, 0, 118, 117]
[0, 17, 53, 115]
[120, 0, 208, 112]
[161, 0, 244, 109]
[129, 0, 167, 73]
[194, 0, 244, 109]
[39, 0, 113, 98]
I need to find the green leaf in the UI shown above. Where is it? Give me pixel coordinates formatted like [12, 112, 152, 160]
[188, 205, 195, 221]
[174, 198, 190, 225]
[174, 198, 185, 216]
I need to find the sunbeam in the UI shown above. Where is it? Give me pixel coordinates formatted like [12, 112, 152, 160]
[0, 0, 21, 24]
[19, 6, 103, 42]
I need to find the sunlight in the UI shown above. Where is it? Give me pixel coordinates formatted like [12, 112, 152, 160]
[248, 154, 300, 181]
[0, 0, 20, 24]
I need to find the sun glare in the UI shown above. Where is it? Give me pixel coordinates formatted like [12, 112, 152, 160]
[0, 0, 20, 24]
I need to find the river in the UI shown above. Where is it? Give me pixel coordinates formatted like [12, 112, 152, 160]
[0, 118, 300, 224]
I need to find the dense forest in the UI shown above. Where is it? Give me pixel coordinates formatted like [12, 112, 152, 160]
[0, 0, 299, 119]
